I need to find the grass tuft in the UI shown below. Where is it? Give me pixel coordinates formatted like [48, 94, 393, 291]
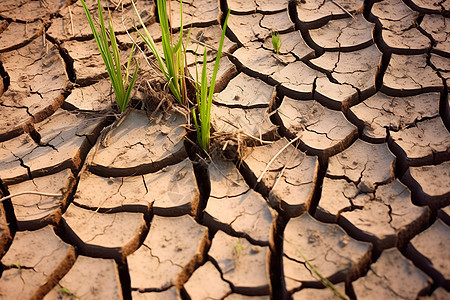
[271, 30, 281, 55]
[132, 0, 189, 105]
[80, 0, 139, 112]
[191, 10, 230, 152]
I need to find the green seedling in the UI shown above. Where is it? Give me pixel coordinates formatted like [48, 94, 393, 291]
[192, 10, 230, 152]
[271, 30, 281, 55]
[133, 0, 229, 152]
[80, 0, 139, 112]
[132, 0, 189, 105]
[234, 239, 244, 256]
[295, 248, 348, 300]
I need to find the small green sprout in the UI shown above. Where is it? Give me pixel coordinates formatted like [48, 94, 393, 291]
[271, 30, 281, 55]
[234, 239, 244, 256]
[80, 0, 139, 112]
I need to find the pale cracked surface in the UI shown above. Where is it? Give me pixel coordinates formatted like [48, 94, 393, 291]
[211, 104, 278, 142]
[382, 54, 443, 95]
[353, 248, 431, 299]
[44, 256, 123, 300]
[403, 161, 450, 208]
[296, 0, 364, 26]
[209, 230, 270, 291]
[63, 204, 147, 256]
[8, 168, 76, 229]
[90, 109, 187, 176]
[214, 72, 275, 108]
[0, 226, 76, 299]
[283, 213, 372, 291]
[128, 215, 207, 290]
[0, 0, 449, 298]
[327, 139, 396, 187]
[184, 261, 231, 299]
[277, 98, 358, 158]
[242, 138, 319, 217]
[349, 92, 440, 142]
[0, 109, 107, 185]
[75, 158, 198, 215]
[409, 219, 450, 280]
[206, 157, 274, 244]
[309, 14, 373, 51]
[0, 37, 68, 141]
[389, 117, 450, 167]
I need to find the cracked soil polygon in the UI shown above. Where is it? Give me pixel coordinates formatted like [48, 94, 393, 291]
[61, 38, 132, 85]
[63, 204, 147, 256]
[242, 138, 319, 217]
[340, 180, 431, 249]
[210, 104, 277, 142]
[0, 37, 68, 141]
[227, 11, 294, 46]
[206, 157, 274, 243]
[327, 139, 395, 186]
[89, 109, 186, 177]
[166, 0, 220, 29]
[295, 0, 364, 26]
[233, 43, 296, 77]
[0, 0, 66, 22]
[388, 117, 450, 168]
[261, 30, 314, 60]
[283, 213, 371, 291]
[75, 158, 198, 216]
[227, 0, 289, 14]
[44, 256, 123, 300]
[420, 14, 450, 56]
[382, 54, 443, 95]
[128, 215, 207, 291]
[0, 109, 107, 185]
[0, 20, 45, 53]
[46, 0, 154, 43]
[402, 161, 450, 208]
[277, 98, 357, 158]
[353, 248, 431, 299]
[272, 61, 326, 98]
[310, 45, 382, 99]
[64, 78, 115, 111]
[0, 226, 76, 299]
[409, 219, 450, 281]
[308, 14, 373, 51]
[209, 230, 270, 292]
[184, 261, 231, 299]
[7, 168, 76, 230]
[348, 92, 440, 142]
[214, 72, 275, 108]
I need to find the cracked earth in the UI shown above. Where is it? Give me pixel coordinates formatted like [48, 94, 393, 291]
[0, 0, 449, 299]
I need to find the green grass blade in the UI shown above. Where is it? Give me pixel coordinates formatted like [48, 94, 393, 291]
[123, 60, 140, 111]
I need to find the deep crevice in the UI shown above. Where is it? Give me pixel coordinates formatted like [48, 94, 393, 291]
[46, 34, 77, 83]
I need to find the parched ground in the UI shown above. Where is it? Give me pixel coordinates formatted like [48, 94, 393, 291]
[0, 0, 449, 299]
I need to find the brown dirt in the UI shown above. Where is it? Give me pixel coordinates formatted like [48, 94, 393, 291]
[0, 0, 449, 299]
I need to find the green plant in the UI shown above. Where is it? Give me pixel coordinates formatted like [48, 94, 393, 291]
[132, 0, 189, 105]
[133, 0, 230, 152]
[192, 11, 230, 152]
[271, 30, 281, 55]
[80, 0, 139, 112]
